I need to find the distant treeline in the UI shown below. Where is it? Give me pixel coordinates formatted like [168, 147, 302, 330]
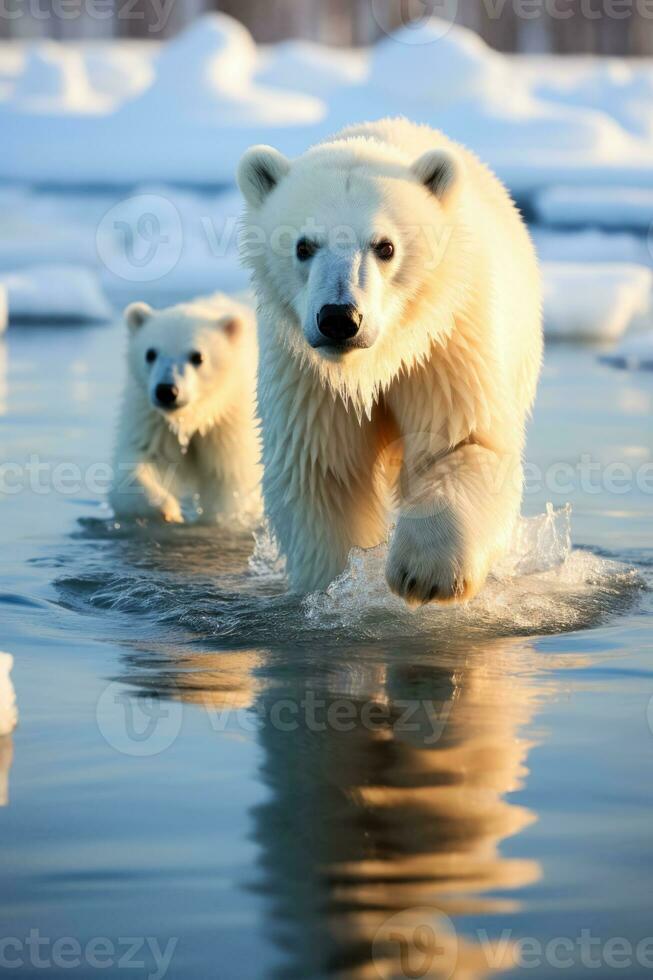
[3, 0, 653, 55]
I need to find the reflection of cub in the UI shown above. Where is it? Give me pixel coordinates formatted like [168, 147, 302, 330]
[109, 294, 261, 524]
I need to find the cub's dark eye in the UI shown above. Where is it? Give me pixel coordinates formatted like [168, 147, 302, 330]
[373, 240, 394, 261]
[145, 348, 157, 363]
[296, 238, 317, 262]
[189, 351, 203, 367]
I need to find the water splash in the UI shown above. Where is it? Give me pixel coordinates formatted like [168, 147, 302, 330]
[56, 505, 646, 646]
[248, 520, 286, 581]
[303, 504, 644, 639]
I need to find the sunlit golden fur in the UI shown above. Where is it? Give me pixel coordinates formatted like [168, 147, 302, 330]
[109, 293, 261, 524]
[239, 118, 542, 601]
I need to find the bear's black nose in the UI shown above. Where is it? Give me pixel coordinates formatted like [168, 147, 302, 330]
[155, 383, 179, 408]
[317, 304, 362, 344]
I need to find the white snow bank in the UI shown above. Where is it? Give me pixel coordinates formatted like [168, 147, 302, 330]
[599, 330, 653, 371]
[542, 262, 653, 340]
[534, 185, 653, 230]
[1, 14, 653, 188]
[0, 653, 17, 737]
[530, 58, 653, 140]
[255, 41, 367, 97]
[2, 266, 113, 323]
[8, 42, 112, 114]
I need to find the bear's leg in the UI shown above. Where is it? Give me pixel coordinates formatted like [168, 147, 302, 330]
[110, 459, 183, 524]
[386, 442, 522, 605]
[267, 468, 387, 594]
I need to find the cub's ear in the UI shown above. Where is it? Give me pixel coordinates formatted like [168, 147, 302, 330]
[124, 302, 153, 331]
[215, 314, 241, 340]
[411, 149, 460, 203]
[237, 145, 290, 208]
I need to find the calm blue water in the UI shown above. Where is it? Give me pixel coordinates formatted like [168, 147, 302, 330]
[0, 321, 652, 979]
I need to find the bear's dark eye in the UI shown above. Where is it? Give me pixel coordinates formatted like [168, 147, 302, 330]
[145, 348, 157, 363]
[296, 238, 317, 262]
[189, 351, 203, 367]
[373, 240, 394, 261]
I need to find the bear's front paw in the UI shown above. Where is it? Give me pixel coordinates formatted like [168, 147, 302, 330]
[386, 511, 486, 606]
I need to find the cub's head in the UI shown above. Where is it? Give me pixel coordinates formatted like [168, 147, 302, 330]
[124, 297, 247, 427]
[237, 135, 463, 393]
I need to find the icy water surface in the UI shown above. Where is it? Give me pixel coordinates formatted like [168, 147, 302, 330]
[1, 321, 653, 979]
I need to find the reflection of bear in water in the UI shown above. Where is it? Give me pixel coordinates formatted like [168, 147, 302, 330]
[119, 637, 545, 978]
[248, 640, 542, 979]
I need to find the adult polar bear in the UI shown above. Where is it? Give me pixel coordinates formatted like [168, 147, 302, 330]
[238, 118, 542, 604]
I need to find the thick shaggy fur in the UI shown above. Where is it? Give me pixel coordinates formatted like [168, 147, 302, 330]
[238, 118, 542, 603]
[109, 293, 261, 524]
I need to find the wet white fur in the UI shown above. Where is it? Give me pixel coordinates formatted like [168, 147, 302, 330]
[109, 293, 261, 524]
[238, 118, 542, 602]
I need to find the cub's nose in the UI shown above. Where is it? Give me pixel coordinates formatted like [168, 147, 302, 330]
[317, 304, 362, 344]
[155, 383, 178, 408]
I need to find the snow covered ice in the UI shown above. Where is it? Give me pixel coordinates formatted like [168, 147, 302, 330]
[1, 12, 653, 341]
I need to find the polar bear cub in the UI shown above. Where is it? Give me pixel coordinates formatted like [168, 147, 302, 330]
[109, 293, 261, 524]
[237, 118, 542, 603]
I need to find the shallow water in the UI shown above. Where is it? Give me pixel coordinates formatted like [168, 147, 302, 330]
[1, 321, 653, 979]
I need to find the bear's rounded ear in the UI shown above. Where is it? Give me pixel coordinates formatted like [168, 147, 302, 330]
[411, 149, 460, 203]
[124, 302, 153, 331]
[237, 145, 290, 208]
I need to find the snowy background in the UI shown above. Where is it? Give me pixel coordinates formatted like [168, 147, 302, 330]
[1, 10, 653, 364]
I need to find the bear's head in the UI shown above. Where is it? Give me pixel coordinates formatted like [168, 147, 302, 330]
[124, 297, 248, 434]
[237, 130, 465, 403]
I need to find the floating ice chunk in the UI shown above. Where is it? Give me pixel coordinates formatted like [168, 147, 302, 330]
[0, 653, 17, 737]
[533, 227, 651, 268]
[2, 265, 113, 323]
[542, 262, 652, 340]
[534, 185, 653, 231]
[599, 329, 653, 371]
